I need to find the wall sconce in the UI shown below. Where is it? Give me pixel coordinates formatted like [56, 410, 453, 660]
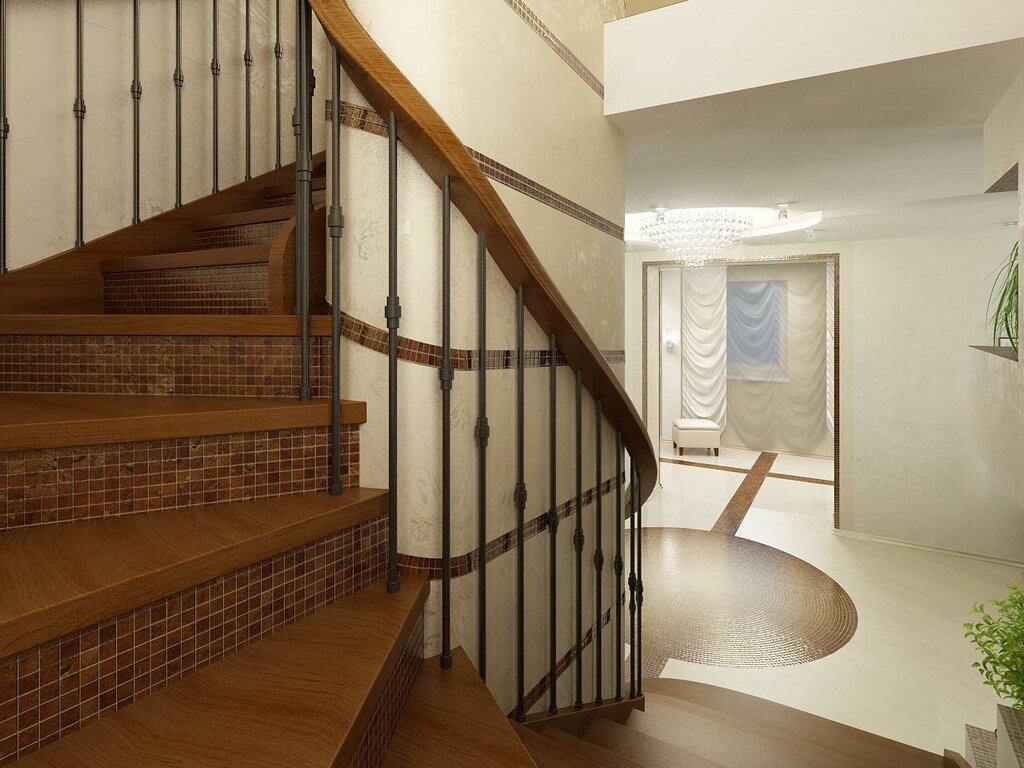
[664, 338, 678, 353]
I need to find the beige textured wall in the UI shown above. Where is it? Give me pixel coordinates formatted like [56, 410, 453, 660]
[983, 64, 1024, 190]
[336, 0, 627, 713]
[623, 0, 684, 16]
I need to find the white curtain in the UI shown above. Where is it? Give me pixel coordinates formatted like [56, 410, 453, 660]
[826, 261, 836, 436]
[679, 267, 728, 426]
[723, 263, 831, 457]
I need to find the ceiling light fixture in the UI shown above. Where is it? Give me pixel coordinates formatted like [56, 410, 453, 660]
[637, 207, 753, 267]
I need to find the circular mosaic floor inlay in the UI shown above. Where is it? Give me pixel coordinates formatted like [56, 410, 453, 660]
[641, 528, 858, 675]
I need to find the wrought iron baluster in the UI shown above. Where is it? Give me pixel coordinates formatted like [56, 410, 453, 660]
[628, 462, 637, 698]
[294, 0, 312, 401]
[73, 0, 85, 247]
[514, 284, 527, 720]
[131, 0, 141, 224]
[328, 45, 344, 497]
[0, 0, 8, 273]
[636, 474, 644, 696]
[547, 333, 558, 713]
[243, 0, 252, 181]
[614, 433, 624, 701]
[173, 0, 183, 207]
[594, 401, 604, 705]
[274, 0, 282, 168]
[386, 111, 401, 593]
[211, 0, 219, 193]
[574, 369, 584, 709]
[440, 175, 454, 670]
[475, 231, 489, 676]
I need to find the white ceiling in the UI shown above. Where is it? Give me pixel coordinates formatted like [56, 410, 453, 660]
[613, 40, 1024, 216]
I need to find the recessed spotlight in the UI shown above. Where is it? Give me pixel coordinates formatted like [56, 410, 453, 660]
[775, 203, 791, 220]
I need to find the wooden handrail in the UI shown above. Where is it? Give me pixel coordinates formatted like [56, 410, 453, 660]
[310, 0, 657, 503]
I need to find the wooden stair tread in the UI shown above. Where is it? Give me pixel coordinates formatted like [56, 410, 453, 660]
[100, 244, 270, 274]
[382, 647, 536, 768]
[587, 716, 726, 768]
[0, 313, 335, 336]
[0, 393, 366, 451]
[14, 577, 428, 768]
[642, 679, 948, 767]
[260, 176, 326, 200]
[540, 725, 648, 768]
[195, 205, 295, 230]
[513, 724, 605, 768]
[0, 487, 387, 659]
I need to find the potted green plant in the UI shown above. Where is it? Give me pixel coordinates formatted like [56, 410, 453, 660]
[988, 241, 1019, 354]
[964, 583, 1024, 710]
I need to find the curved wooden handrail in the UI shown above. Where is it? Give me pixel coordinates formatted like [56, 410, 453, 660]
[311, 0, 657, 503]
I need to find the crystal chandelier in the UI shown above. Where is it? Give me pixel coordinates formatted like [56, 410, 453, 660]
[638, 208, 753, 266]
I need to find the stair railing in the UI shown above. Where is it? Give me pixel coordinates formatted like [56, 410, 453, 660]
[309, 0, 656, 719]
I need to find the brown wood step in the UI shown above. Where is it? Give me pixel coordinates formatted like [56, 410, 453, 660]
[513, 723, 604, 768]
[587, 716, 725, 768]
[194, 205, 295, 231]
[0, 393, 365, 451]
[382, 646, 537, 768]
[13, 576, 428, 768]
[100, 244, 270, 274]
[0, 487, 387, 659]
[540, 725, 648, 768]
[0, 313, 334, 336]
[642, 679, 949, 768]
[259, 176, 327, 202]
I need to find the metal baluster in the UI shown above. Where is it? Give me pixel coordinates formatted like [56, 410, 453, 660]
[243, 0, 252, 181]
[386, 111, 401, 593]
[440, 175, 454, 670]
[294, 0, 312, 401]
[173, 0, 183, 207]
[73, 0, 85, 247]
[514, 284, 527, 720]
[210, 0, 219, 193]
[547, 333, 558, 713]
[636, 474, 644, 696]
[574, 370, 583, 709]
[628, 462, 637, 698]
[594, 401, 604, 705]
[0, 0, 8, 273]
[328, 45, 344, 497]
[475, 232, 489, 676]
[614, 433, 624, 701]
[131, 0, 141, 224]
[274, 0, 282, 168]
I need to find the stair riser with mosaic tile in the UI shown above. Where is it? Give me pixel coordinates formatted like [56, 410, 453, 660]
[103, 264, 270, 315]
[0, 425, 359, 530]
[0, 335, 334, 397]
[0, 514, 389, 765]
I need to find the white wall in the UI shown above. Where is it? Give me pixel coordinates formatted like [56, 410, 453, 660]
[984, 64, 1024, 188]
[604, 0, 1024, 115]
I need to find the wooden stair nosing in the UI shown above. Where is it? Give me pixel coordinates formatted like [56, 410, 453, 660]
[0, 487, 388, 660]
[194, 205, 296, 231]
[539, 725, 648, 768]
[0, 393, 366, 452]
[642, 679, 948, 767]
[522, 697, 644, 736]
[12, 577, 429, 768]
[382, 647, 536, 768]
[513, 723, 605, 768]
[100, 244, 270, 274]
[0, 313, 334, 336]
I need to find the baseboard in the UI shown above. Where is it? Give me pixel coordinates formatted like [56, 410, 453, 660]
[833, 529, 1024, 569]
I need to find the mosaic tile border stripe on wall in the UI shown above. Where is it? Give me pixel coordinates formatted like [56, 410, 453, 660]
[0, 426, 359, 530]
[326, 100, 623, 240]
[345, 614, 423, 768]
[0, 330, 622, 398]
[0, 515, 388, 765]
[398, 473, 623, 580]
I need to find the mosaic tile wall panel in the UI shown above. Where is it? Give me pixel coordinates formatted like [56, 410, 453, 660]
[0, 426, 359, 530]
[345, 614, 424, 768]
[193, 221, 284, 250]
[0, 336, 333, 397]
[103, 265, 269, 315]
[0, 515, 388, 764]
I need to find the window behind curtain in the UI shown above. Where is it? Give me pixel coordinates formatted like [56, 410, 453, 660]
[726, 280, 789, 382]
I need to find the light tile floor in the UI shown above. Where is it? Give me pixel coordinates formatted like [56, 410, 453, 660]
[649, 451, 1023, 755]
